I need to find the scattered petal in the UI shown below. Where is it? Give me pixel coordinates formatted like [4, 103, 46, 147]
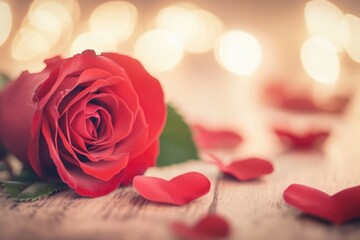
[274, 128, 330, 150]
[263, 82, 349, 113]
[284, 184, 360, 224]
[192, 125, 242, 150]
[208, 155, 273, 181]
[171, 214, 230, 240]
[133, 172, 211, 205]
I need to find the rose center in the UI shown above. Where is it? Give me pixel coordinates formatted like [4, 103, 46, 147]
[86, 114, 100, 138]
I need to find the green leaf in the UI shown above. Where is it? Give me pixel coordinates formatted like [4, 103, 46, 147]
[1, 167, 66, 201]
[0, 73, 10, 89]
[157, 105, 198, 166]
[2, 181, 66, 201]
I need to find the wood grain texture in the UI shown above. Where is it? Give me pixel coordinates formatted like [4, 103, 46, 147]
[1, 104, 360, 240]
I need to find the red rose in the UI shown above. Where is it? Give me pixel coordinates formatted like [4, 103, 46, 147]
[0, 50, 166, 197]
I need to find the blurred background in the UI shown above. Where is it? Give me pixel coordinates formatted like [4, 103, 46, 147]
[0, 0, 359, 157]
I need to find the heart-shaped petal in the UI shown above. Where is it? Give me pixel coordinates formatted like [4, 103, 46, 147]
[133, 172, 211, 205]
[274, 128, 330, 150]
[208, 155, 274, 181]
[284, 184, 360, 224]
[171, 214, 230, 240]
[191, 125, 242, 150]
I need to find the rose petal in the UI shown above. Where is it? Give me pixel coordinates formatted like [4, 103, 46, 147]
[283, 184, 360, 224]
[121, 140, 159, 186]
[208, 155, 274, 181]
[0, 71, 49, 164]
[274, 128, 330, 150]
[42, 116, 125, 196]
[36, 50, 126, 107]
[171, 214, 230, 240]
[76, 154, 129, 181]
[88, 93, 134, 142]
[58, 129, 125, 181]
[191, 125, 242, 150]
[263, 82, 349, 113]
[133, 172, 211, 205]
[60, 76, 138, 120]
[101, 53, 166, 147]
[112, 108, 149, 157]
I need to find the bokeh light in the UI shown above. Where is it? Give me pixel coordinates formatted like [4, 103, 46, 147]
[186, 10, 224, 53]
[11, 28, 50, 61]
[0, 2, 12, 46]
[10, 0, 78, 63]
[340, 14, 360, 63]
[28, 1, 72, 34]
[89, 1, 137, 43]
[70, 31, 117, 55]
[135, 29, 184, 73]
[301, 37, 340, 85]
[156, 4, 223, 53]
[216, 31, 262, 76]
[305, 0, 344, 51]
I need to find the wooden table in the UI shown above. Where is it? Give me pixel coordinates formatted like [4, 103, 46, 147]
[1, 107, 360, 240]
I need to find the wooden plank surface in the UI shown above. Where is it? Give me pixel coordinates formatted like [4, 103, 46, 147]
[1, 104, 360, 240]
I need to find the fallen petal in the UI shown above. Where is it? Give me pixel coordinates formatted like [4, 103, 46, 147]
[191, 125, 242, 150]
[274, 128, 330, 150]
[171, 214, 230, 240]
[284, 184, 360, 224]
[133, 172, 211, 205]
[208, 155, 274, 181]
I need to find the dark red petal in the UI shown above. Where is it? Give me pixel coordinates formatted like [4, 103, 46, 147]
[133, 172, 211, 205]
[28, 88, 79, 175]
[28, 108, 51, 176]
[171, 214, 230, 240]
[0, 71, 49, 165]
[284, 184, 360, 224]
[209, 155, 274, 181]
[191, 125, 242, 150]
[274, 128, 330, 149]
[121, 140, 159, 186]
[101, 53, 166, 147]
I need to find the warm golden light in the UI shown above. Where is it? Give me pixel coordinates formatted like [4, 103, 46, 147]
[26, 0, 74, 48]
[70, 31, 117, 55]
[301, 37, 339, 85]
[0, 2, 12, 46]
[340, 14, 360, 63]
[89, 1, 137, 43]
[305, 0, 344, 51]
[58, 0, 80, 23]
[29, 0, 73, 32]
[135, 30, 184, 73]
[216, 31, 262, 76]
[186, 10, 224, 53]
[156, 4, 224, 53]
[11, 28, 50, 61]
[156, 5, 198, 52]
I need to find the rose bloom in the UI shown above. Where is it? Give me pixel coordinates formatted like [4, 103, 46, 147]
[0, 50, 166, 197]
